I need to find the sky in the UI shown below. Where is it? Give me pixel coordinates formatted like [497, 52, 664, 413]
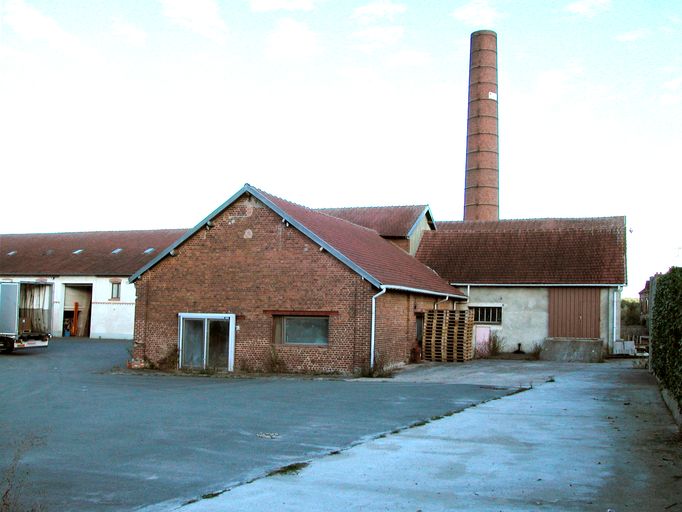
[1, 0, 680, 298]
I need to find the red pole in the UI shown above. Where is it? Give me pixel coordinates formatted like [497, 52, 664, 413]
[72, 302, 79, 337]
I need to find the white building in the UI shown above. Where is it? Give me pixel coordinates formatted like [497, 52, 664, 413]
[416, 217, 627, 355]
[1, 229, 184, 339]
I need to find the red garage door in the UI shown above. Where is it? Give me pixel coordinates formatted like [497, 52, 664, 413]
[548, 288, 600, 339]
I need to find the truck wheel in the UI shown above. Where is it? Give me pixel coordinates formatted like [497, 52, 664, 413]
[1, 338, 14, 354]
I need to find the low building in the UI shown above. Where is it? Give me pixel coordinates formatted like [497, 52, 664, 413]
[0, 229, 184, 339]
[416, 217, 627, 354]
[129, 184, 465, 373]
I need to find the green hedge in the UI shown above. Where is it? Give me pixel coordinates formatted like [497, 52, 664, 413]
[651, 267, 682, 402]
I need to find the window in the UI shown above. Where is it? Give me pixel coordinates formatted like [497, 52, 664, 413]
[274, 316, 329, 345]
[178, 313, 235, 370]
[471, 306, 502, 324]
[111, 282, 121, 300]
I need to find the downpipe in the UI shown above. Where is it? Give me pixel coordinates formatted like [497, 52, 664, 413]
[370, 287, 387, 369]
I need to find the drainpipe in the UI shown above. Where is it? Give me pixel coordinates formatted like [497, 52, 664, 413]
[434, 296, 449, 309]
[370, 286, 387, 369]
[613, 287, 620, 343]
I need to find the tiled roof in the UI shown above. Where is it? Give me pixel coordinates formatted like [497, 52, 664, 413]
[318, 205, 432, 238]
[132, 185, 464, 298]
[261, 191, 460, 297]
[418, 217, 626, 285]
[0, 229, 186, 277]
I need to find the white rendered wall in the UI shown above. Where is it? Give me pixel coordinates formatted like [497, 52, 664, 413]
[468, 286, 620, 354]
[467, 287, 549, 353]
[0, 276, 135, 339]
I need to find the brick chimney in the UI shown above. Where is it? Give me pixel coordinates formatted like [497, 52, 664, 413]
[463, 30, 499, 221]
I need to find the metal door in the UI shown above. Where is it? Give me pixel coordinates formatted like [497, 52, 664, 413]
[0, 283, 20, 336]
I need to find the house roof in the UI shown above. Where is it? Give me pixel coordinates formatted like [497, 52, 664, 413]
[0, 229, 186, 277]
[131, 185, 464, 298]
[418, 217, 627, 286]
[317, 205, 434, 238]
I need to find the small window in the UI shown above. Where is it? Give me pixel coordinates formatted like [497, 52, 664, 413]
[471, 306, 502, 324]
[143, 247, 155, 254]
[111, 248, 123, 254]
[111, 282, 121, 300]
[274, 316, 329, 345]
[73, 249, 84, 255]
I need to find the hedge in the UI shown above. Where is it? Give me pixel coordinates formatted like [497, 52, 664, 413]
[651, 266, 682, 403]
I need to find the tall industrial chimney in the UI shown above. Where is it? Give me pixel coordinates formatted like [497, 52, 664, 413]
[463, 30, 499, 222]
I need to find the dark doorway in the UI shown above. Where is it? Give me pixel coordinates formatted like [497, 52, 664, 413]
[63, 284, 93, 337]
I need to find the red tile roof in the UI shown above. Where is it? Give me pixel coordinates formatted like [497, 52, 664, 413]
[258, 189, 463, 297]
[0, 230, 186, 277]
[418, 217, 626, 285]
[317, 205, 431, 238]
[131, 185, 464, 298]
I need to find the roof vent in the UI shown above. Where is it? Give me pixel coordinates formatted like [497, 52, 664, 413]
[112, 248, 123, 254]
[73, 249, 84, 255]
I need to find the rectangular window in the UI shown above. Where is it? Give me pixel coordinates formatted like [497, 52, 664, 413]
[471, 306, 502, 324]
[111, 282, 121, 300]
[274, 316, 329, 345]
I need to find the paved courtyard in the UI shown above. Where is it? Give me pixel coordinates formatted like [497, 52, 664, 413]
[184, 358, 682, 512]
[0, 339, 513, 511]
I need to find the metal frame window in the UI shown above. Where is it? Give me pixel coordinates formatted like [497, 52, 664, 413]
[111, 282, 121, 300]
[471, 306, 502, 324]
[178, 313, 236, 370]
[273, 316, 329, 345]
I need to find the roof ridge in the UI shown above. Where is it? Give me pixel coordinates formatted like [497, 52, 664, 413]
[317, 204, 427, 210]
[254, 188, 383, 236]
[438, 216, 624, 223]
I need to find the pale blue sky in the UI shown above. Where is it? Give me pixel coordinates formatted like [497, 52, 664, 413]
[1, 0, 681, 297]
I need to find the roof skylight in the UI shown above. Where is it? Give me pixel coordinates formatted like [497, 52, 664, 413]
[112, 248, 123, 254]
[73, 249, 84, 255]
[143, 247, 155, 254]
[7, 250, 17, 256]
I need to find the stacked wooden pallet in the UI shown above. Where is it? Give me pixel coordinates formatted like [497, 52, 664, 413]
[422, 310, 474, 362]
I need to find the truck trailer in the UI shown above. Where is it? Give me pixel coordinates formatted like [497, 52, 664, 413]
[0, 282, 52, 353]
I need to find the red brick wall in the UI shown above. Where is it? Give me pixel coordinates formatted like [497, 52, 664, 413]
[133, 195, 377, 374]
[374, 292, 456, 368]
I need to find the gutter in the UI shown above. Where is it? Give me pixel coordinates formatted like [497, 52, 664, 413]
[382, 284, 466, 300]
[370, 285, 463, 369]
[370, 287, 387, 369]
[452, 283, 627, 288]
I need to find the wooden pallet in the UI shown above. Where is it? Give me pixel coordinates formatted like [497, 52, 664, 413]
[423, 310, 474, 362]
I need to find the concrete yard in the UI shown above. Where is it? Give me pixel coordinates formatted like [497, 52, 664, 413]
[182, 359, 682, 512]
[1, 340, 680, 511]
[0, 339, 512, 511]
